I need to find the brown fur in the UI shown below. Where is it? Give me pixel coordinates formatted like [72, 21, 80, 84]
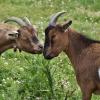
[0, 23, 43, 54]
[43, 24, 100, 100]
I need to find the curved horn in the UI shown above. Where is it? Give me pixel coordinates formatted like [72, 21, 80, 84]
[4, 17, 26, 26]
[49, 11, 66, 26]
[22, 17, 32, 26]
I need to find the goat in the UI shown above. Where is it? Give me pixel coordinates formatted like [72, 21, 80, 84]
[0, 17, 43, 54]
[43, 11, 100, 100]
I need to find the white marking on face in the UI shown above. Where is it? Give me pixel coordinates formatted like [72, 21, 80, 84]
[98, 68, 100, 79]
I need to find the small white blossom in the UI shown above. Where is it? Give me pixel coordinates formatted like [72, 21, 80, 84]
[4, 62, 8, 65]
[16, 80, 21, 84]
[19, 68, 24, 71]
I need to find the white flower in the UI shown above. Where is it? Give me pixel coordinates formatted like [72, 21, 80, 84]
[2, 79, 6, 82]
[16, 80, 21, 84]
[4, 62, 8, 65]
[2, 57, 5, 60]
[6, 77, 10, 80]
[19, 68, 24, 71]
[36, 97, 42, 100]
[14, 58, 17, 61]
[0, 84, 2, 86]
[2, 93, 5, 97]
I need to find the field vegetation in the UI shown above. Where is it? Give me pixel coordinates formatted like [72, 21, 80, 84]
[0, 0, 99, 100]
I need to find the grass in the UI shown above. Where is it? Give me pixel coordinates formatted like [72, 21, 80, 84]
[0, 0, 100, 100]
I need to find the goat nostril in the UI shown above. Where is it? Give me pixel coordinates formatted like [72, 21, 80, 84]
[39, 45, 43, 49]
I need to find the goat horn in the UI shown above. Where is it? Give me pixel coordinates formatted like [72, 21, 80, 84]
[22, 17, 32, 26]
[4, 17, 26, 26]
[49, 11, 66, 26]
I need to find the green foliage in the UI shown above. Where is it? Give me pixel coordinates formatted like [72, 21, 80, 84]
[0, 0, 100, 100]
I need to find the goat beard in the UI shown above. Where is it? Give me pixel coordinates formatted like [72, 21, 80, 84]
[13, 45, 22, 52]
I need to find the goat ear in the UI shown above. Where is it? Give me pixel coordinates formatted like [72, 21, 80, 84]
[62, 20, 72, 30]
[8, 31, 19, 39]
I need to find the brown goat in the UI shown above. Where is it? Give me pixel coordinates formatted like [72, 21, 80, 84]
[0, 17, 43, 54]
[43, 12, 100, 100]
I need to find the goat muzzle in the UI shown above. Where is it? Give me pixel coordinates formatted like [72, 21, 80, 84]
[43, 51, 54, 59]
[34, 44, 43, 54]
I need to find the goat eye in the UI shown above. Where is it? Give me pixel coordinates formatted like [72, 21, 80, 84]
[32, 36, 39, 43]
[17, 30, 21, 33]
[51, 36, 55, 44]
[52, 35, 56, 39]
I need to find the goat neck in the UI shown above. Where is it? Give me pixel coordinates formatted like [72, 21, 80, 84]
[0, 38, 15, 54]
[64, 29, 91, 68]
